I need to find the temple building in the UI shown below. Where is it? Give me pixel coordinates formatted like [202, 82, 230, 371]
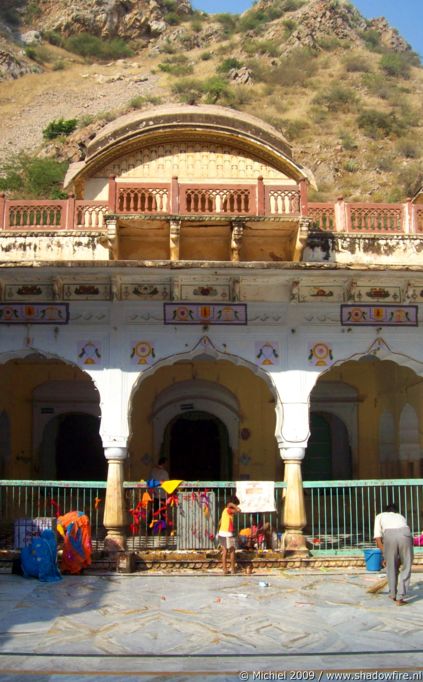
[0, 104, 422, 553]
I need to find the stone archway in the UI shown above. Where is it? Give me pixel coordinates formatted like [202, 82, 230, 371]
[164, 410, 232, 480]
[39, 412, 106, 481]
[151, 378, 238, 480]
[128, 342, 281, 482]
[0, 351, 102, 480]
[312, 349, 423, 479]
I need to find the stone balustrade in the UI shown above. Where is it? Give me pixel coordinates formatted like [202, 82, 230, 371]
[0, 181, 421, 233]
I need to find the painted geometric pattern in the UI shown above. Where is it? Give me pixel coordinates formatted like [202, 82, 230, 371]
[341, 305, 418, 326]
[102, 142, 287, 180]
[164, 303, 247, 325]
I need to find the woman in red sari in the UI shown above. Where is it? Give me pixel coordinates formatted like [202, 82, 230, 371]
[57, 511, 92, 574]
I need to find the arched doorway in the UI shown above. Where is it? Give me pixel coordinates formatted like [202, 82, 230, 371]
[56, 413, 105, 481]
[164, 410, 231, 480]
[304, 412, 352, 481]
[0, 354, 102, 480]
[128, 354, 280, 482]
[312, 356, 423, 479]
[39, 412, 106, 480]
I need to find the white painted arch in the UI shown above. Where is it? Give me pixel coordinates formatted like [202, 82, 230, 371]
[127, 336, 283, 445]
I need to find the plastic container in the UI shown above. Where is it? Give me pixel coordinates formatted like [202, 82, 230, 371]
[364, 548, 383, 571]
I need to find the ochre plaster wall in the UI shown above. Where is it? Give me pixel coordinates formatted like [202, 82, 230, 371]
[319, 360, 423, 479]
[0, 361, 93, 479]
[128, 360, 278, 482]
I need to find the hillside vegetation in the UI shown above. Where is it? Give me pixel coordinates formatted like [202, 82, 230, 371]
[0, 0, 422, 202]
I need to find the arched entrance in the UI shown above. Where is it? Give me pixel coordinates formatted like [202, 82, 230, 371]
[56, 413, 105, 481]
[312, 354, 423, 479]
[304, 412, 352, 481]
[34, 379, 102, 479]
[0, 353, 102, 480]
[128, 350, 280, 482]
[164, 410, 231, 480]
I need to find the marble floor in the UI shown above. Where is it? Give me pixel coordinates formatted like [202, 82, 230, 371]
[0, 568, 422, 681]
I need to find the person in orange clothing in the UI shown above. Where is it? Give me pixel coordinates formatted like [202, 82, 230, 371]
[57, 511, 92, 575]
[217, 495, 241, 575]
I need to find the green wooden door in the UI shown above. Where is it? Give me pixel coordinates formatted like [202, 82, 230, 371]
[303, 413, 332, 481]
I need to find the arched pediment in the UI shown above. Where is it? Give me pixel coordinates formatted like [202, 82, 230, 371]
[64, 104, 314, 190]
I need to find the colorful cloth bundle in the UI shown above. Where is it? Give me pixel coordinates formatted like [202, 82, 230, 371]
[21, 529, 62, 582]
[57, 511, 92, 574]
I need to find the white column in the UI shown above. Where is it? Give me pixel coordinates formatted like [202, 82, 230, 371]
[273, 380, 311, 555]
[103, 444, 128, 552]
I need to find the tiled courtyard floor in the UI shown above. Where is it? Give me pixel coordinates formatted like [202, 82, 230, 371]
[0, 568, 422, 681]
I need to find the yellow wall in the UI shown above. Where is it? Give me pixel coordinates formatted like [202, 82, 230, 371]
[0, 359, 93, 479]
[319, 359, 423, 478]
[128, 359, 279, 482]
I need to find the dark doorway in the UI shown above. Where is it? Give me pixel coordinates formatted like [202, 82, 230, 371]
[166, 411, 231, 480]
[304, 412, 352, 481]
[55, 413, 106, 481]
[303, 413, 332, 481]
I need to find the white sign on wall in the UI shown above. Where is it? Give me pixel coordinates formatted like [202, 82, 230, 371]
[235, 481, 276, 513]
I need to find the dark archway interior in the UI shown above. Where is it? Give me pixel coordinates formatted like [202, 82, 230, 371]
[167, 411, 231, 480]
[304, 412, 352, 481]
[56, 413, 106, 481]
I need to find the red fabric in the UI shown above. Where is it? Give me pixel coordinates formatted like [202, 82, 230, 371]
[58, 511, 92, 575]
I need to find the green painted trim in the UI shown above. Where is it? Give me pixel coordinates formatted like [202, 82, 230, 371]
[0, 480, 106, 488]
[303, 479, 423, 488]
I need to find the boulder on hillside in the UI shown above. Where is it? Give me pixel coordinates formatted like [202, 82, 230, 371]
[25, 0, 193, 40]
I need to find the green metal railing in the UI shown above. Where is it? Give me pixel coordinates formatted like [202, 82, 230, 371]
[304, 479, 423, 555]
[124, 482, 285, 552]
[1, 479, 422, 555]
[0, 480, 107, 550]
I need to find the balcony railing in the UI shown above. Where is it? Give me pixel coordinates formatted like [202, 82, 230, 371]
[1, 479, 422, 556]
[0, 183, 421, 234]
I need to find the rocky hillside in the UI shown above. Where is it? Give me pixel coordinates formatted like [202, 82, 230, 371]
[1, 0, 422, 202]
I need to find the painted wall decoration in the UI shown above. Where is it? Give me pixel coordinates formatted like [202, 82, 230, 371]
[298, 284, 344, 303]
[308, 342, 334, 367]
[348, 283, 401, 303]
[130, 341, 156, 365]
[77, 340, 102, 365]
[121, 283, 170, 300]
[180, 283, 230, 301]
[255, 341, 280, 366]
[164, 303, 247, 325]
[404, 282, 423, 304]
[4, 284, 54, 301]
[63, 284, 111, 300]
[0, 303, 69, 324]
[341, 305, 418, 327]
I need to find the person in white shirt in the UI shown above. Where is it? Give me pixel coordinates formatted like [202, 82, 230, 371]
[373, 503, 413, 605]
[149, 457, 169, 485]
[149, 456, 170, 501]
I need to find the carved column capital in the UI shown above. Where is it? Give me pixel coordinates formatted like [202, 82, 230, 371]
[279, 446, 306, 462]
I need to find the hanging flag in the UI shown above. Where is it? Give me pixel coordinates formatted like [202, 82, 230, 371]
[161, 479, 183, 494]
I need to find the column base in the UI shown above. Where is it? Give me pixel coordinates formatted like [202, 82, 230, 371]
[104, 529, 127, 553]
[282, 530, 309, 556]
